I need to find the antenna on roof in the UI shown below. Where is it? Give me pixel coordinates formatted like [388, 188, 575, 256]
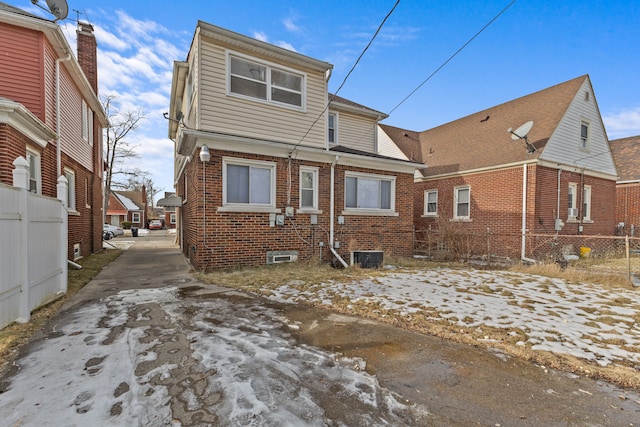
[31, 0, 69, 22]
[507, 120, 536, 154]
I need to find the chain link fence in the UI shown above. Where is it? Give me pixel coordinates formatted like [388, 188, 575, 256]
[414, 227, 640, 280]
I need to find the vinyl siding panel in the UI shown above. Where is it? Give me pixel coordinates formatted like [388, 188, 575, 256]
[198, 37, 327, 148]
[335, 111, 376, 152]
[0, 23, 44, 119]
[540, 79, 616, 176]
[377, 126, 409, 160]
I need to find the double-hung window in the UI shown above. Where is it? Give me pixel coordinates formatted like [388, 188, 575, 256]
[328, 113, 337, 144]
[568, 183, 578, 219]
[81, 100, 93, 145]
[223, 158, 276, 209]
[26, 148, 41, 194]
[345, 172, 395, 212]
[580, 121, 590, 150]
[454, 186, 470, 219]
[64, 168, 76, 210]
[582, 185, 592, 221]
[299, 166, 319, 211]
[132, 212, 141, 223]
[424, 190, 438, 216]
[229, 54, 304, 109]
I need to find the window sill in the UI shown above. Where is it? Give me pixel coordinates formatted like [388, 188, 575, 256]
[218, 205, 281, 214]
[297, 209, 323, 215]
[450, 217, 472, 222]
[582, 219, 594, 224]
[67, 209, 80, 216]
[422, 214, 438, 218]
[567, 218, 579, 223]
[341, 209, 398, 217]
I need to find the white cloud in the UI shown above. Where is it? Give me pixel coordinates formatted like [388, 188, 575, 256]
[283, 17, 301, 33]
[253, 31, 268, 42]
[603, 107, 640, 139]
[276, 41, 297, 52]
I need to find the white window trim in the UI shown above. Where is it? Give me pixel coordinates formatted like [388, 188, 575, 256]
[64, 167, 76, 211]
[298, 166, 320, 212]
[81, 99, 88, 142]
[582, 185, 592, 222]
[226, 50, 306, 111]
[453, 186, 470, 220]
[170, 213, 176, 224]
[568, 182, 578, 220]
[132, 212, 141, 223]
[26, 147, 41, 194]
[580, 120, 590, 151]
[328, 112, 338, 145]
[423, 189, 438, 217]
[342, 171, 397, 216]
[220, 157, 277, 212]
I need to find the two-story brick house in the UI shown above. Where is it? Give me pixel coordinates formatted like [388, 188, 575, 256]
[0, 2, 107, 260]
[380, 75, 618, 260]
[168, 21, 420, 270]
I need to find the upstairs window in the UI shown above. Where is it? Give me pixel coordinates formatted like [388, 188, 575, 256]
[229, 54, 304, 109]
[328, 113, 337, 144]
[580, 121, 590, 150]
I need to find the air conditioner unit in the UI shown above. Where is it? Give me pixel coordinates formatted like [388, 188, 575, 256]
[568, 208, 578, 218]
[352, 251, 384, 268]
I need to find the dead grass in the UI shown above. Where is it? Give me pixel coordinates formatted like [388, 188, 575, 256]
[0, 249, 123, 374]
[198, 256, 640, 390]
[510, 262, 635, 289]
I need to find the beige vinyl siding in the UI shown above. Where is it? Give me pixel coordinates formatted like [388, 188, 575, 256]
[540, 79, 616, 176]
[198, 37, 327, 148]
[377, 125, 410, 160]
[335, 111, 376, 152]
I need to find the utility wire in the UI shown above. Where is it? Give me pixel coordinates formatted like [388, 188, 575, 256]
[386, 0, 517, 116]
[289, 0, 400, 153]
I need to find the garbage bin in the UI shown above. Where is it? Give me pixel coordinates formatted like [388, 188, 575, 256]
[131, 227, 138, 237]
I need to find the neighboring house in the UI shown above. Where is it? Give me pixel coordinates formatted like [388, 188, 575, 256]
[106, 189, 148, 228]
[158, 192, 177, 229]
[609, 135, 640, 236]
[380, 75, 618, 260]
[168, 21, 419, 270]
[0, 3, 107, 260]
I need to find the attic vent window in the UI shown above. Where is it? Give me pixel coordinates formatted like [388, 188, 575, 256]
[585, 91, 590, 102]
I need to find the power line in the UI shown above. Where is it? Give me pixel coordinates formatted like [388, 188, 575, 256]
[290, 0, 400, 153]
[386, 0, 517, 117]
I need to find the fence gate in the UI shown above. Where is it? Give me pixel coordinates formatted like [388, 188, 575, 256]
[0, 157, 68, 329]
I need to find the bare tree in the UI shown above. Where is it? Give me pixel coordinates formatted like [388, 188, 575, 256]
[123, 175, 163, 207]
[102, 95, 146, 214]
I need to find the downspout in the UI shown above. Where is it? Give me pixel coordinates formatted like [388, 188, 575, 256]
[521, 163, 536, 263]
[55, 55, 72, 177]
[330, 156, 349, 268]
[556, 168, 562, 223]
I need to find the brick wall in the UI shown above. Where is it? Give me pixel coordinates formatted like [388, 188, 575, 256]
[616, 183, 640, 235]
[414, 164, 617, 257]
[178, 148, 414, 270]
[1, 125, 101, 259]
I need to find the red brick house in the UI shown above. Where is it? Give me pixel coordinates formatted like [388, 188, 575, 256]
[610, 135, 640, 236]
[168, 21, 420, 270]
[106, 189, 148, 228]
[0, 3, 107, 260]
[379, 75, 618, 260]
[157, 192, 178, 229]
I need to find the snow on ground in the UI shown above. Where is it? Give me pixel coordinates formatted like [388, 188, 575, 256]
[266, 267, 640, 367]
[0, 286, 427, 426]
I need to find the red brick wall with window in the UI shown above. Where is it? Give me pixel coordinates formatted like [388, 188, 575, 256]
[178, 148, 414, 270]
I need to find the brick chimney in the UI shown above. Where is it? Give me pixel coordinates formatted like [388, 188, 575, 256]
[76, 22, 98, 94]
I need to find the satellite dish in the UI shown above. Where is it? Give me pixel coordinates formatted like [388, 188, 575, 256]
[46, 0, 68, 21]
[507, 120, 536, 154]
[31, 0, 68, 21]
[510, 120, 534, 140]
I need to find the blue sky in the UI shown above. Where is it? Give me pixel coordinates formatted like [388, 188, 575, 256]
[14, 0, 640, 201]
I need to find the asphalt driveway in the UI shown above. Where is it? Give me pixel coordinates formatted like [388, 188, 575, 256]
[0, 233, 638, 426]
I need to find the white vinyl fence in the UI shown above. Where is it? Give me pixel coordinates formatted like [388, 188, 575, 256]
[0, 157, 68, 329]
